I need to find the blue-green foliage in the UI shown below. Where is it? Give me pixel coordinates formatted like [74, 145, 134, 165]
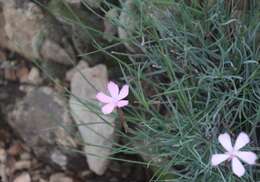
[114, 0, 260, 181]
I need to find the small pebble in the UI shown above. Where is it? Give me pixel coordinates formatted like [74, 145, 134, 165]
[49, 173, 73, 182]
[8, 143, 23, 156]
[80, 170, 93, 178]
[14, 160, 31, 171]
[20, 152, 31, 160]
[26, 67, 43, 85]
[0, 148, 7, 162]
[14, 173, 31, 182]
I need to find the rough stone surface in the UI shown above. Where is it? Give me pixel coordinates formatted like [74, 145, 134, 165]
[118, 0, 139, 52]
[25, 67, 43, 85]
[0, 148, 7, 182]
[103, 8, 118, 42]
[65, 60, 88, 82]
[8, 87, 79, 169]
[69, 64, 115, 175]
[49, 173, 73, 182]
[40, 39, 73, 65]
[0, 0, 75, 65]
[14, 173, 31, 182]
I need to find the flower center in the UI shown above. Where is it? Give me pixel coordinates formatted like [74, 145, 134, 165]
[227, 149, 238, 160]
[112, 97, 119, 104]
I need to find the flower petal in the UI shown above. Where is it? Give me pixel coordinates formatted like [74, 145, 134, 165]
[211, 154, 229, 166]
[108, 81, 119, 98]
[96, 92, 113, 103]
[232, 157, 245, 177]
[101, 103, 116, 114]
[236, 151, 257, 165]
[218, 133, 233, 152]
[117, 100, 129, 108]
[234, 132, 250, 150]
[118, 85, 129, 99]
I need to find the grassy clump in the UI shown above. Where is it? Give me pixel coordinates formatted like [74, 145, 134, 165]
[106, 0, 260, 181]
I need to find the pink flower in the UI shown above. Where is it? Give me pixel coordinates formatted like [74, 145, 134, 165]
[211, 132, 257, 177]
[96, 81, 129, 114]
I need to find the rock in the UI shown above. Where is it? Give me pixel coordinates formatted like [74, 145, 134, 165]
[19, 85, 35, 94]
[0, 148, 7, 182]
[7, 143, 23, 157]
[79, 170, 92, 178]
[49, 173, 73, 182]
[0, 49, 6, 61]
[117, 1, 178, 53]
[0, 164, 7, 182]
[103, 8, 118, 42]
[118, 0, 139, 52]
[4, 68, 16, 81]
[20, 153, 31, 161]
[8, 87, 80, 170]
[40, 39, 73, 65]
[69, 64, 115, 175]
[0, 148, 6, 162]
[39, 179, 48, 182]
[25, 67, 43, 85]
[2, 62, 38, 83]
[0, 0, 75, 65]
[14, 160, 31, 171]
[14, 173, 31, 182]
[50, 150, 67, 168]
[16, 66, 30, 83]
[65, 60, 88, 82]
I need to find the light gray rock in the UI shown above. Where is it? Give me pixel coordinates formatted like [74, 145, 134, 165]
[118, 0, 139, 52]
[0, 148, 7, 182]
[0, 148, 6, 162]
[0, 0, 75, 65]
[14, 173, 31, 182]
[103, 8, 118, 42]
[118, 1, 177, 52]
[69, 64, 115, 175]
[8, 87, 80, 170]
[39, 39, 74, 65]
[49, 173, 73, 182]
[23, 67, 43, 85]
[65, 60, 88, 82]
[14, 160, 31, 171]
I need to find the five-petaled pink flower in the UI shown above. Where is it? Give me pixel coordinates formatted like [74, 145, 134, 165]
[211, 132, 257, 177]
[96, 81, 129, 114]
